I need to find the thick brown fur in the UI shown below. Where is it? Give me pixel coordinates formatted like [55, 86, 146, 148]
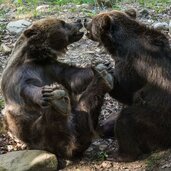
[85, 9, 171, 161]
[1, 17, 113, 161]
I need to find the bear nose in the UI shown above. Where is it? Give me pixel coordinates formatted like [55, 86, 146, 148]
[75, 19, 83, 29]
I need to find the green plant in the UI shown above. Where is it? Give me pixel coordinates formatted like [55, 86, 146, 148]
[0, 23, 6, 32]
[53, 0, 95, 5]
[97, 151, 108, 161]
[0, 99, 4, 109]
[112, 4, 121, 10]
[0, 8, 5, 18]
[15, 0, 39, 18]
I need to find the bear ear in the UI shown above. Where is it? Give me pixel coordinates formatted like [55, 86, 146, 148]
[125, 9, 137, 19]
[24, 27, 38, 38]
[100, 15, 111, 31]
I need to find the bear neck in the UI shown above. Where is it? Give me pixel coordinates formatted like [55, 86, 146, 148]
[101, 24, 171, 62]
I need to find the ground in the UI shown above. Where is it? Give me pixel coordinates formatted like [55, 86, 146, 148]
[0, 1, 171, 171]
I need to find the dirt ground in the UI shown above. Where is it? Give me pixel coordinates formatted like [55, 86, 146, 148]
[0, 2, 171, 171]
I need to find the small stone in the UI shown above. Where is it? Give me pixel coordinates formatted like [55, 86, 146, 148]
[86, 51, 94, 54]
[80, 4, 89, 8]
[0, 43, 12, 54]
[169, 20, 171, 36]
[92, 141, 101, 146]
[95, 48, 101, 53]
[99, 144, 108, 151]
[36, 5, 50, 13]
[101, 161, 110, 168]
[86, 147, 93, 152]
[7, 145, 13, 151]
[152, 22, 169, 31]
[161, 163, 171, 168]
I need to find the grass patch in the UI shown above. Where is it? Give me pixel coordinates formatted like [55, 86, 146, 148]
[51, 0, 95, 5]
[86, 150, 108, 161]
[138, 0, 170, 13]
[0, 23, 6, 34]
[146, 150, 170, 171]
[0, 99, 4, 110]
[0, 8, 6, 18]
[13, 0, 95, 5]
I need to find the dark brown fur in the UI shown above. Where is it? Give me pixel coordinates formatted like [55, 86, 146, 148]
[85, 9, 171, 161]
[1, 17, 112, 161]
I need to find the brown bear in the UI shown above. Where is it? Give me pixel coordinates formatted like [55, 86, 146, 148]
[84, 9, 171, 161]
[1, 17, 113, 162]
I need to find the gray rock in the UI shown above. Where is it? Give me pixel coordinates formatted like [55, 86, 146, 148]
[152, 22, 169, 31]
[6, 19, 31, 35]
[0, 43, 12, 54]
[99, 144, 108, 151]
[169, 20, 171, 36]
[0, 150, 58, 171]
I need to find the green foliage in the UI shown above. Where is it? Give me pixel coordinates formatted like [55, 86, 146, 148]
[0, 99, 4, 110]
[0, 8, 5, 17]
[52, 0, 95, 5]
[1, 0, 170, 11]
[139, 0, 170, 13]
[0, 23, 6, 35]
[0, 10, 6, 38]
[97, 151, 108, 161]
[0, 0, 170, 19]
[13, 0, 95, 5]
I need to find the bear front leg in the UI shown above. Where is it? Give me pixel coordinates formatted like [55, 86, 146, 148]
[76, 63, 114, 129]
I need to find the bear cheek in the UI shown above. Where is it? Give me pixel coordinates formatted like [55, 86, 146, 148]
[48, 31, 68, 51]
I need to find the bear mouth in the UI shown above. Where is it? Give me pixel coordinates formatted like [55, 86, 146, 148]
[69, 31, 84, 43]
[75, 31, 84, 39]
[86, 31, 97, 41]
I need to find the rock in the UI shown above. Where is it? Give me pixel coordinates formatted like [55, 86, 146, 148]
[79, 4, 90, 8]
[0, 43, 12, 54]
[169, 20, 171, 36]
[76, 4, 89, 9]
[6, 19, 31, 35]
[139, 9, 149, 18]
[152, 22, 169, 31]
[36, 5, 50, 13]
[99, 144, 108, 151]
[0, 150, 58, 171]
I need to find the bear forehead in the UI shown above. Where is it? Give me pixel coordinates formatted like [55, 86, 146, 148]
[94, 10, 130, 20]
[32, 17, 64, 31]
